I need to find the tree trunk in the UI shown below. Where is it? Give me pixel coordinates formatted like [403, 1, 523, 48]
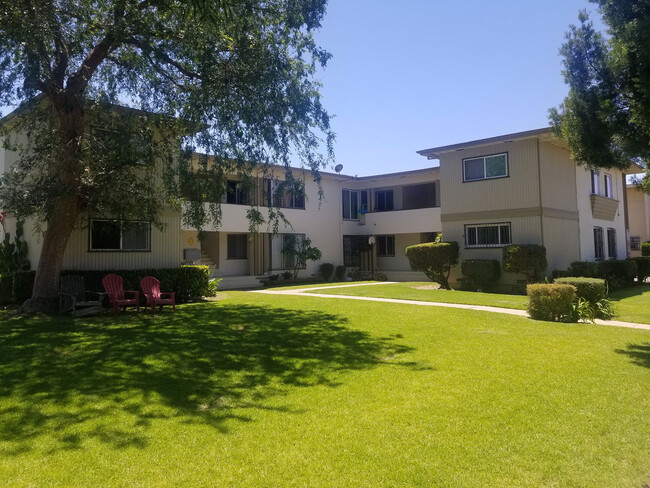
[21, 95, 84, 314]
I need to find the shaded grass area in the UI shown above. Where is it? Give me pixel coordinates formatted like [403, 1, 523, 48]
[609, 284, 650, 324]
[265, 280, 376, 290]
[304, 281, 529, 310]
[1, 293, 650, 486]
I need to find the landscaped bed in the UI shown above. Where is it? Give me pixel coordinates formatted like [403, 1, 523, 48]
[1, 292, 649, 486]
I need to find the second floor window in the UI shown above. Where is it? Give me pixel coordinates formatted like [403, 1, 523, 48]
[591, 170, 600, 195]
[342, 189, 367, 219]
[604, 174, 612, 198]
[226, 180, 249, 205]
[463, 153, 508, 182]
[374, 190, 394, 212]
[267, 179, 305, 209]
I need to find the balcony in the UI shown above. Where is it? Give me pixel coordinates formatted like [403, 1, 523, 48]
[362, 207, 441, 234]
[590, 194, 619, 221]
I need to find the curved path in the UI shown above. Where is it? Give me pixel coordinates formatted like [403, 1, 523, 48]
[252, 282, 650, 331]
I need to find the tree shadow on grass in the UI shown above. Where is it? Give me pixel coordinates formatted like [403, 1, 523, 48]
[0, 302, 417, 455]
[616, 343, 650, 369]
[608, 284, 650, 302]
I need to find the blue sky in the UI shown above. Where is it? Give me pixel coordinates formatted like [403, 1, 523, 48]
[314, 0, 600, 176]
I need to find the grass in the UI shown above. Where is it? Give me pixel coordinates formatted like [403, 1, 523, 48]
[609, 284, 650, 324]
[302, 281, 529, 310]
[1, 293, 649, 487]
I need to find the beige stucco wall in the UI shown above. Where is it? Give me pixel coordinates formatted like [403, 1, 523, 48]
[627, 186, 650, 257]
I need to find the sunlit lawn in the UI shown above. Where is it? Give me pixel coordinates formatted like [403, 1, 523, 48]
[0, 292, 649, 487]
[609, 284, 650, 324]
[302, 281, 529, 310]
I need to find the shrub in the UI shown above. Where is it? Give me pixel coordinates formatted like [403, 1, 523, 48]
[554, 277, 606, 304]
[460, 259, 500, 291]
[372, 271, 388, 281]
[319, 263, 334, 281]
[642, 242, 650, 256]
[335, 265, 346, 281]
[405, 241, 459, 290]
[597, 259, 637, 289]
[13, 270, 36, 303]
[502, 245, 547, 283]
[568, 261, 599, 278]
[61, 266, 213, 303]
[281, 271, 292, 280]
[633, 256, 650, 283]
[551, 269, 572, 279]
[527, 283, 576, 322]
[0, 273, 12, 305]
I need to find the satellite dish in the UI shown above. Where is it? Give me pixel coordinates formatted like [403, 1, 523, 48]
[334, 164, 343, 173]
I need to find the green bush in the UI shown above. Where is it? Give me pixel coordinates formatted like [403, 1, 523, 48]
[502, 245, 547, 283]
[554, 277, 606, 304]
[633, 256, 650, 282]
[372, 271, 388, 281]
[527, 283, 576, 322]
[0, 273, 12, 305]
[642, 242, 650, 256]
[568, 261, 599, 278]
[596, 259, 637, 289]
[551, 269, 572, 279]
[335, 265, 346, 281]
[460, 259, 500, 291]
[62, 266, 213, 303]
[13, 270, 36, 303]
[319, 263, 334, 281]
[405, 241, 459, 290]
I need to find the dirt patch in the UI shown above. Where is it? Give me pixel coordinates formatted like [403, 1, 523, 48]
[412, 284, 441, 290]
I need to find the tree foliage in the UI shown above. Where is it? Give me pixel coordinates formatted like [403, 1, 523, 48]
[404, 241, 459, 290]
[0, 0, 334, 308]
[502, 245, 547, 283]
[282, 235, 322, 279]
[549, 1, 650, 185]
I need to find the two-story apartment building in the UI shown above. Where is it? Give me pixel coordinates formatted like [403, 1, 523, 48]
[417, 128, 642, 286]
[0, 121, 644, 290]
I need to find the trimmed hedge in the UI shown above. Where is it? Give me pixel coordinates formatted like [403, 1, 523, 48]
[527, 283, 576, 322]
[319, 263, 334, 281]
[502, 245, 547, 283]
[460, 259, 500, 291]
[0, 270, 36, 305]
[642, 242, 650, 256]
[405, 241, 459, 290]
[633, 256, 650, 283]
[596, 259, 637, 289]
[568, 261, 599, 278]
[554, 277, 606, 304]
[61, 265, 213, 303]
[335, 265, 346, 281]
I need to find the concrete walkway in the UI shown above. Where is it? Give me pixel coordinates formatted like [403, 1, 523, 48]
[252, 282, 650, 331]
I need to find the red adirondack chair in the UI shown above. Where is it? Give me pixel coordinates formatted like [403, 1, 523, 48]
[140, 276, 176, 314]
[102, 273, 140, 315]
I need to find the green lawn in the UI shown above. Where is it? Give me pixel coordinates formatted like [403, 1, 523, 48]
[303, 281, 529, 310]
[1, 293, 649, 487]
[609, 284, 650, 324]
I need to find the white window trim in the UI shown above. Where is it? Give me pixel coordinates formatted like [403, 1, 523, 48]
[465, 222, 511, 248]
[342, 188, 361, 221]
[604, 173, 612, 198]
[462, 153, 508, 182]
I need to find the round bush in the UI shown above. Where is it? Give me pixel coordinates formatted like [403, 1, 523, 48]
[319, 263, 334, 281]
[527, 283, 576, 322]
[461, 259, 500, 290]
[554, 277, 606, 303]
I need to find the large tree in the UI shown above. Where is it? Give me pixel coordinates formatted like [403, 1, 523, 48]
[549, 0, 650, 185]
[0, 0, 334, 312]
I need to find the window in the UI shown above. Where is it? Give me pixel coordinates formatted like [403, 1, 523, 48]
[420, 232, 439, 243]
[374, 190, 394, 212]
[90, 219, 150, 251]
[465, 223, 511, 248]
[267, 179, 305, 209]
[403, 183, 437, 209]
[607, 228, 617, 258]
[604, 174, 612, 198]
[342, 235, 366, 267]
[342, 189, 367, 220]
[631, 236, 641, 251]
[591, 170, 600, 195]
[594, 227, 604, 260]
[227, 234, 248, 259]
[376, 235, 395, 257]
[226, 180, 249, 205]
[463, 153, 508, 182]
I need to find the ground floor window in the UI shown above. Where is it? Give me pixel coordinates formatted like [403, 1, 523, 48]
[630, 236, 641, 251]
[465, 223, 511, 248]
[90, 219, 150, 251]
[343, 235, 367, 267]
[594, 227, 604, 260]
[227, 234, 248, 259]
[376, 235, 395, 257]
[607, 228, 617, 258]
[281, 233, 306, 269]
